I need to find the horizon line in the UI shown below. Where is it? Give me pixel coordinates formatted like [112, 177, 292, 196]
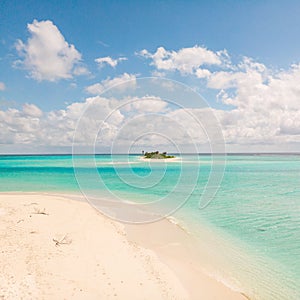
[1, 152, 300, 156]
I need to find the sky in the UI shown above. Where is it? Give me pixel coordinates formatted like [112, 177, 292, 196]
[1, 0, 300, 153]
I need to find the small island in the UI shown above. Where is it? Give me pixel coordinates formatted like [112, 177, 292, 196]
[142, 151, 175, 159]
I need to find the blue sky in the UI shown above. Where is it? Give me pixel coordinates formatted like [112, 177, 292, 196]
[1, 1, 300, 153]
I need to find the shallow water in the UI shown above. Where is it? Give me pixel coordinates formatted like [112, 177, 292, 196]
[0, 154, 299, 299]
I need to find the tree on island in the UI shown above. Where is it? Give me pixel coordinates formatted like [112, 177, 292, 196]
[143, 151, 175, 159]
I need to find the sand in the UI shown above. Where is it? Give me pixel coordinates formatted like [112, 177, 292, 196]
[0, 193, 246, 299]
[138, 156, 181, 162]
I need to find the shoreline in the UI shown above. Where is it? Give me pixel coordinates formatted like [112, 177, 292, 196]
[0, 192, 247, 299]
[125, 217, 247, 300]
[138, 156, 181, 162]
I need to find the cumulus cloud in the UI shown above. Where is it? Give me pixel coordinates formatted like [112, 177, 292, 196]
[95, 56, 127, 68]
[0, 107, 43, 144]
[3, 43, 300, 152]
[207, 57, 267, 91]
[139, 44, 300, 149]
[22, 103, 43, 117]
[138, 46, 228, 77]
[207, 58, 300, 146]
[85, 73, 137, 95]
[121, 96, 169, 113]
[0, 91, 299, 152]
[195, 68, 211, 79]
[0, 93, 210, 150]
[73, 66, 90, 76]
[0, 97, 124, 146]
[15, 19, 86, 81]
[0, 82, 5, 91]
[151, 70, 166, 77]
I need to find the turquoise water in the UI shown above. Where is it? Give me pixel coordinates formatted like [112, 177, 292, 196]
[0, 154, 299, 299]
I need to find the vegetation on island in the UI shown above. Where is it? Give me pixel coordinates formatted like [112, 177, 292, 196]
[142, 151, 175, 159]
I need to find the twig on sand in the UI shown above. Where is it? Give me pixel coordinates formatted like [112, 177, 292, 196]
[241, 292, 251, 300]
[32, 207, 49, 215]
[17, 219, 24, 223]
[53, 234, 72, 246]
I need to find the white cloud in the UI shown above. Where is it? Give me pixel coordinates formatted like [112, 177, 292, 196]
[139, 45, 300, 149]
[208, 59, 300, 147]
[22, 103, 43, 117]
[0, 95, 167, 148]
[279, 111, 300, 135]
[207, 57, 267, 91]
[121, 96, 169, 113]
[210, 58, 300, 110]
[73, 66, 90, 76]
[207, 71, 248, 89]
[0, 91, 223, 154]
[85, 73, 137, 95]
[0, 82, 5, 91]
[139, 46, 227, 76]
[95, 56, 127, 68]
[0, 97, 124, 147]
[0, 107, 42, 144]
[3, 43, 300, 152]
[195, 68, 211, 79]
[151, 70, 166, 77]
[15, 19, 85, 81]
[0, 91, 300, 152]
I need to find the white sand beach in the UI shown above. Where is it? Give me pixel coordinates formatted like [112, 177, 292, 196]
[0, 193, 246, 299]
[138, 156, 182, 162]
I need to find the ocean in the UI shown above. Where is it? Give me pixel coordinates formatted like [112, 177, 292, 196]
[0, 154, 299, 299]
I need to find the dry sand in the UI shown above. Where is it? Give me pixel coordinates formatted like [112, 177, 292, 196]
[0, 193, 246, 299]
[138, 156, 181, 162]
